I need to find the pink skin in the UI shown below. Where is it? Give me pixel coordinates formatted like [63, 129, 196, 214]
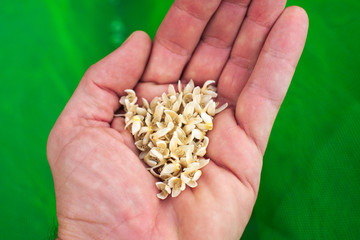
[47, 0, 308, 239]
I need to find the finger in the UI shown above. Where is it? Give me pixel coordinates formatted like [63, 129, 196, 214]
[133, 81, 191, 104]
[111, 117, 138, 154]
[63, 31, 152, 124]
[236, 6, 309, 153]
[207, 109, 263, 195]
[142, 0, 221, 84]
[218, 0, 287, 103]
[134, 82, 172, 102]
[182, 0, 251, 85]
[48, 32, 152, 160]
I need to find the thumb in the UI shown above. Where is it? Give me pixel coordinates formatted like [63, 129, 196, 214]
[64, 31, 152, 125]
[47, 31, 151, 163]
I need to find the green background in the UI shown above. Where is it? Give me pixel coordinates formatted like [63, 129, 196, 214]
[0, 0, 359, 239]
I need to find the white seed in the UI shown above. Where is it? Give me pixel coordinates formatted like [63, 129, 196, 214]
[118, 79, 227, 199]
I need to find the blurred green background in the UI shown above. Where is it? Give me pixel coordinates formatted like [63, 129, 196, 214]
[0, 0, 359, 239]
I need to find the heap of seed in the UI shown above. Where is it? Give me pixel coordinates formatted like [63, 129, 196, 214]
[119, 80, 227, 199]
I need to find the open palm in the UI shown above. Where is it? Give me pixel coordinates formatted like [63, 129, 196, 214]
[47, 0, 308, 239]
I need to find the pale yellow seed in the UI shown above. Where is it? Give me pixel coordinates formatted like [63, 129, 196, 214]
[205, 122, 213, 130]
[119, 79, 227, 200]
[133, 116, 141, 122]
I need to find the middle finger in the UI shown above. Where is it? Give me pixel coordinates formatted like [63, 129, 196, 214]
[182, 0, 251, 86]
[141, 0, 222, 84]
[217, 0, 287, 103]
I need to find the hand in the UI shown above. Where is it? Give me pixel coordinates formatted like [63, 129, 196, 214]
[47, 0, 308, 239]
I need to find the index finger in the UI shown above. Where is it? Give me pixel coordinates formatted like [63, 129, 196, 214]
[142, 0, 221, 84]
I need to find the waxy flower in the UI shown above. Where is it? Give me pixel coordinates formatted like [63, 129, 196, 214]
[156, 182, 171, 200]
[149, 140, 170, 162]
[181, 168, 202, 188]
[160, 162, 181, 179]
[168, 177, 186, 197]
[124, 115, 144, 135]
[195, 136, 209, 157]
[119, 79, 227, 199]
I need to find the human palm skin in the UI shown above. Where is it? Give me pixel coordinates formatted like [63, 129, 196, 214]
[47, 0, 308, 239]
